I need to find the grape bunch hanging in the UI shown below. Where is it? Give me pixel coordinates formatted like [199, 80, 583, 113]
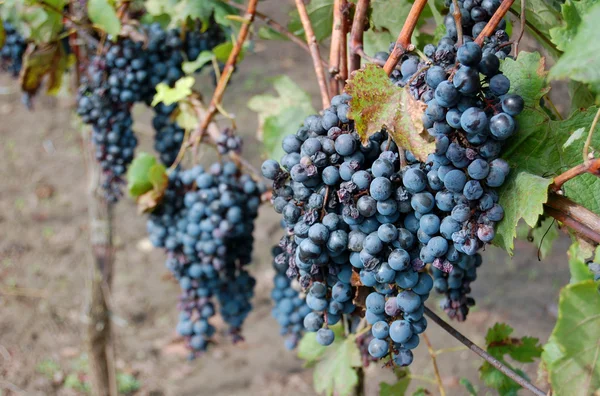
[263, 0, 522, 367]
[76, 22, 225, 201]
[146, 159, 263, 357]
[0, 22, 26, 77]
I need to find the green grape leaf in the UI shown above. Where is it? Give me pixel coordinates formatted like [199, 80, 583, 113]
[481, 323, 541, 395]
[127, 153, 167, 197]
[485, 323, 515, 345]
[315, 336, 361, 396]
[370, 0, 415, 38]
[542, 281, 600, 396]
[257, 25, 288, 41]
[460, 378, 478, 395]
[568, 81, 596, 114]
[247, 76, 316, 160]
[549, 3, 600, 90]
[363, 29, 395, 59]
[288, 0, 334, 43]
[494, 171, 553, 255]
[511, 0, 561, 42]
[152, 76, 195, 107]
[568, 240, 595, 283]
[88, 0, 121, 37]
[549, 0, 597, 52]
[379, 367, 411, 396]
[346, 64, 433, 162]
[212, 41, 245, 64]
[182, 51, 214, 75]
[499, 52, 600, 215]
[172, 0, 237, 27]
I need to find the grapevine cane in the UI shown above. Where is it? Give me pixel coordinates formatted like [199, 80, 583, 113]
[383, 0, 429, 75]
[295, 0, 331, 108]
[348, 0, 370, 75]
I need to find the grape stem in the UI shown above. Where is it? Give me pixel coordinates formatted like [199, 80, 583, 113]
[383, 0, 428, 75]
[545, 194, 600, 243]
[551, 159, 600, 192]
[451, 0, 464, 46]
[329, 0, 343, 97]
[295, 0, 331, 108]
[356, 48, 386, 67]
[583, 107, 600, 163]
[348, 0, 370, 76]
[221, 0, 327, 66]
[192, 0, 258, 148]
[513, 0, 526, 55]
[339, 0, 350, 84]
[474, 0, 515, 46]
[508, 8, 559, 55]
[422, 333, 446, 396]
[423, 307, 547, 396]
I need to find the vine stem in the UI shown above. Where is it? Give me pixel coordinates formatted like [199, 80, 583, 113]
[221, 0, 327, 66]
[545, 194, 600, 243]
[514, 0, 526, 55]
[583, 107, 600, 162]
[382, 0, 429, 75]
[422, 333, 446, 396]
[339, 0, 349, 86]
[191, 0, 257, 147]
[451, 0, 463, 46]
[348, 0, 370, 76]
[551, 158, 600, 191]
[474, 0, 515, 46]
[295, 0, 330, 108]
[508, 7, 559, 54]
[328, 0, 343, 97]
[423, 307, 546, 396]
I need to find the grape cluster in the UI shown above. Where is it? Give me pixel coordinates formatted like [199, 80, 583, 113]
[262, 94, 433, 363]
[376, 0, 519, 321]
[76, 22, 225, 199]
[147, 160, 263, 357]
[152, 103, 185, 167]
[216, 128, 244, 155]
[270, 240, 312, 350]
[0, 22, 26, 77]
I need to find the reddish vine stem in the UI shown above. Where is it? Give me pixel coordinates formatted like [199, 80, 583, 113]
[356, 48, 386, 66]
[222, 0, 327, 66]
[382, 0, 429, 75]
[545, 194, 600, 243]
[423, 307, 547, 396]
[329, 0, 343, 97]
[451, 0, 463, 46]
[295, 0, 330, 108]
[474, 0, 515, 46]
[348, 0, 370, 76]
[339, 0, 349, 88]
[192, 0, 258, 146]
[551, 158, 600, 191]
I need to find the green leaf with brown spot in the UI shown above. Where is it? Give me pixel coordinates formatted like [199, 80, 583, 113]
[346, 64, 433, 162]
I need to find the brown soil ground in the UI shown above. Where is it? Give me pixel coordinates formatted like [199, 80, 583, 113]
[0, 3, 573, 395]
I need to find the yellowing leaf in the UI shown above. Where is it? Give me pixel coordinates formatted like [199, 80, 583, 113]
[19, 42, 70, 96]
[152, 76, 195, 107]
[346, 64, 433, 162]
